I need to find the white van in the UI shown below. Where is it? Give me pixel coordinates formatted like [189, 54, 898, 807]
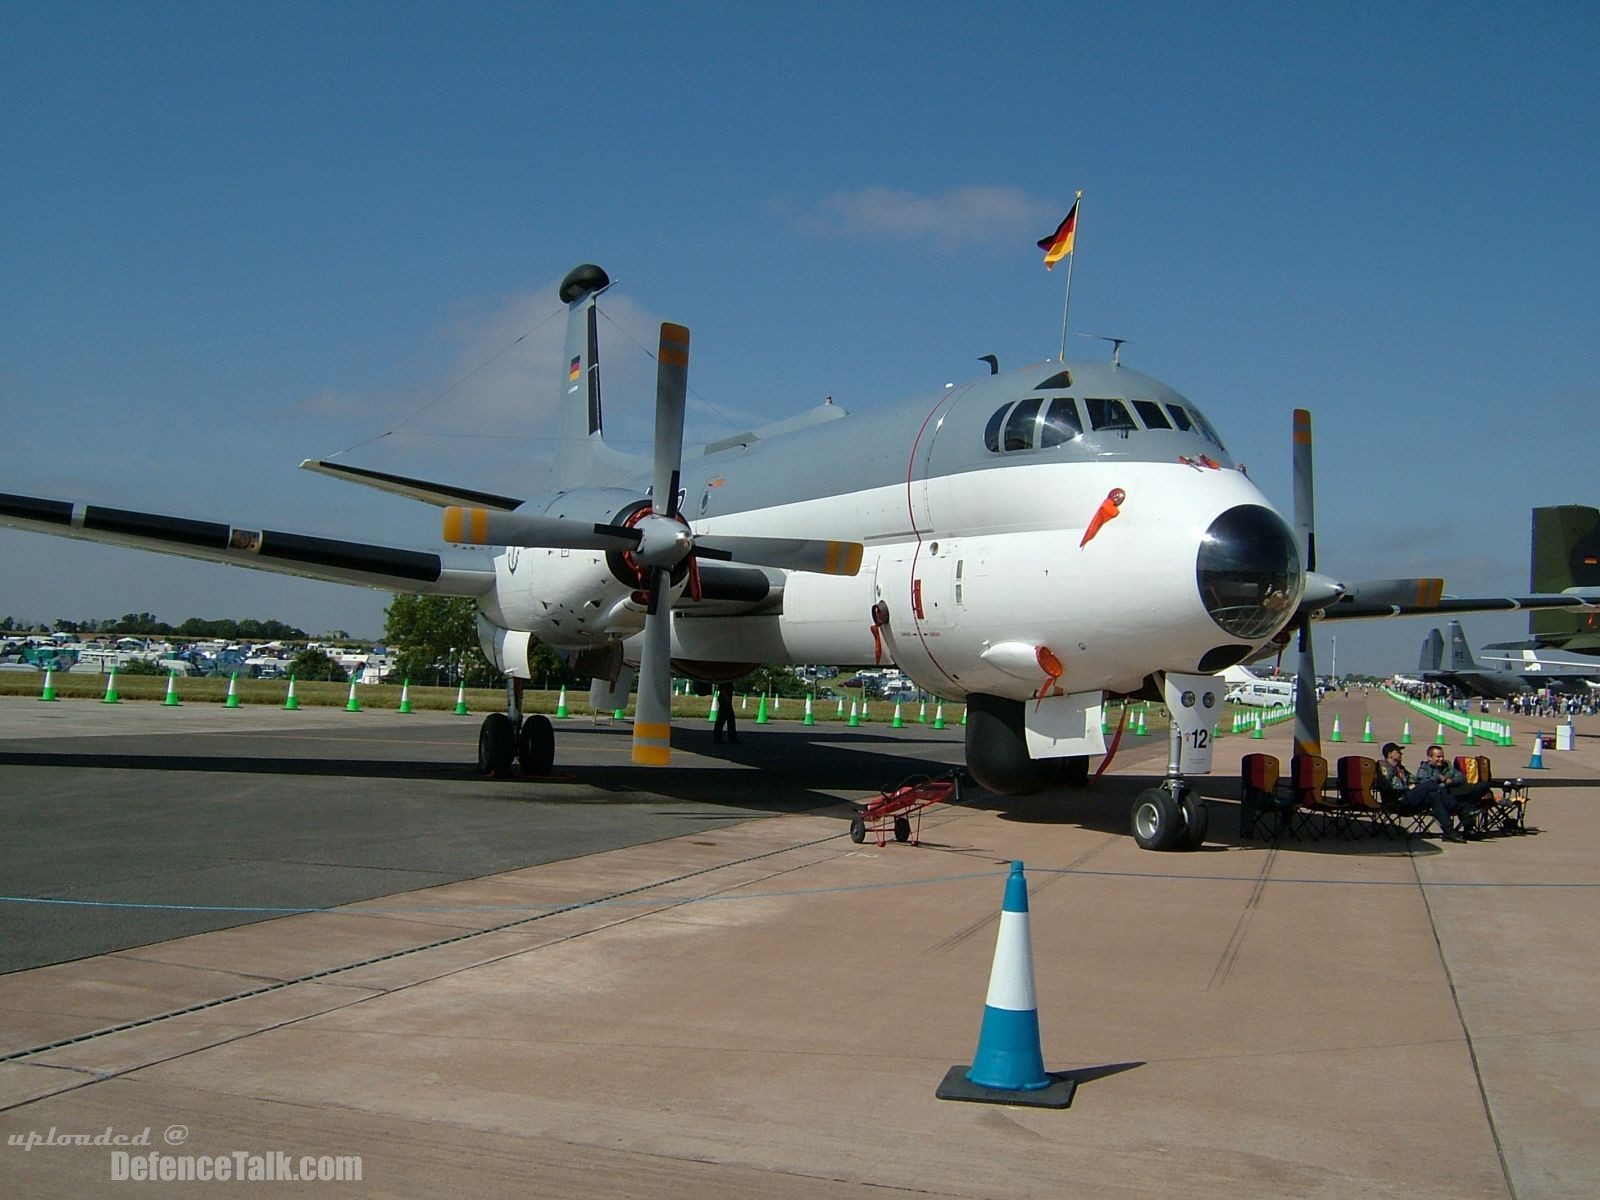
[1228, 679, 1295, 707]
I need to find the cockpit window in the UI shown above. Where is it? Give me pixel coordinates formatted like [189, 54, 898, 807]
[1039, 397, 1082, 447]
[1132, 400, 1171, 430]
[1003, 397, 1043, 451]
[1165, 403, 1194, 432]
[1084, 397, 1136, 434]
[1188, 406, 1227, 451]
[983, 404, 1008, 453]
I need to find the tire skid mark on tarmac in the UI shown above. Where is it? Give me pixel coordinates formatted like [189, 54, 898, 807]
[1207, 845, 1278, 991]
[923, 832, 1119, 956]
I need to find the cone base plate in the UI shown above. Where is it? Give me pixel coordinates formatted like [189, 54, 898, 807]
[935, 1065, 1077, 1109]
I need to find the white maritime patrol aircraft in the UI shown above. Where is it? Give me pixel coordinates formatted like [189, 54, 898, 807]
[5, 264, 1596, 850]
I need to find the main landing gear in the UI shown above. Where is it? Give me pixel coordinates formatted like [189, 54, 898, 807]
[477, 678, 555, 779]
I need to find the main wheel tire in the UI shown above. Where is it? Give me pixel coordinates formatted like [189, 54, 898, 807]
[893, 816, 912, 843]
[849, 816, 867, 844]
[1131, 787, 1182, 851]
[518, 714, 555, 776]
[478, 713, 515, 778]
[1176, 791, 1210, 851]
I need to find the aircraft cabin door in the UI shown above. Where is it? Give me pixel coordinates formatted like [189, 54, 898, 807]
[906, 382, 974, 534]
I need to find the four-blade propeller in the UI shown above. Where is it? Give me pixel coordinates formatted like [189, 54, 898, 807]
[442, 322, 864, 767]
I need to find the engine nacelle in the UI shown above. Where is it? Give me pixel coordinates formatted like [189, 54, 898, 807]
[475, 487, 689, 649]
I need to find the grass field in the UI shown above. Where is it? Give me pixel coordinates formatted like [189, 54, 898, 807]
[0, 673, 977, 723]
[0, 673, 1231, 736]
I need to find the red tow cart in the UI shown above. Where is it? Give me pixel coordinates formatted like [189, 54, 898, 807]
[849, 771, 964, 846]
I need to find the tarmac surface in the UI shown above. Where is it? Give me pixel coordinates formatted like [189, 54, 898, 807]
[1, 691, 1596, 1198]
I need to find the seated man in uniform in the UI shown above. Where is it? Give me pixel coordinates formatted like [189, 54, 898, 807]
[1375, 742, 1473, 843]
[1415, 744, 1493, 841]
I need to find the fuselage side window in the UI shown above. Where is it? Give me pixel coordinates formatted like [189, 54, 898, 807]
[1003, 397, 1044, 451]
[983, 403, 1010, 453]
[1164, 403, 1194, 432]
[1039, 396, 1082, 447]
[1085, 397, 1136, 433]
[1132, 399, 1172, 430]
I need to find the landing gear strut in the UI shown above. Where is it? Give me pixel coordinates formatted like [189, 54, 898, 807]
[1130, 703, 1210, 850]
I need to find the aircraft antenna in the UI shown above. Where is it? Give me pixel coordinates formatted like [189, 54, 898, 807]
[1075, 333, 1128, 367]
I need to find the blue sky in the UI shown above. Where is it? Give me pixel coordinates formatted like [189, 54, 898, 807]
[2, 1, 1596, 673]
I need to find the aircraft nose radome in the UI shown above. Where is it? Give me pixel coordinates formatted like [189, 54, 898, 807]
[1195, 504, 1303, 640]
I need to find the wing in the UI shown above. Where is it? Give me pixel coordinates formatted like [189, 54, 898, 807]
[1292, 575, 1600, 622]
[298, 460, 523, 511]
[0, 491, 494, 598]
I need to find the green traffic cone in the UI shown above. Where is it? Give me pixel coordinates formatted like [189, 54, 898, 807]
[708, 691, 719, 723]
[223, 673, 241, 708]
[398, 679, 413, 714]
[452, 682, 468, 715]
[891, 702, 905, 729]
[1400, 720, 1412, 744]
[284, 676, 301, 710]
[755, 694, 770, 724]
[39, 668, 58, 702]
[163, 671, 181, 707]
[848, 699, 861, 728]
[1329, 715, 1343, 742]
[102, 668, 120, 704]
[1360, 717, 1374, 743]
[933, 702, 946, 730]
[803, 694, 815, 726]
[345, 680, 361, 712]
[555, 686, 570, 718]
[918, 700, 928, 724]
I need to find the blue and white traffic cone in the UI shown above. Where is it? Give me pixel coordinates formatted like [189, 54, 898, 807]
[936, 861, 1075, 1108]
[1528, 737, 1546, 770]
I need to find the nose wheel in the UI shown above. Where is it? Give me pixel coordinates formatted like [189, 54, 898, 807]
[1131, 780, 1209, 851]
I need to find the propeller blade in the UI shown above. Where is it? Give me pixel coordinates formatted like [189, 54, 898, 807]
[631, 567, 674, 766]
[442, 507, 641, 551]
[1290, 409, 1321, 758]
[692, 534, 864, 576]
[1292, 617, 1321, 759]
[1292, 408, 1316, 574]
[653, 323, 689, 519]
[1339, 577, 1446, 608]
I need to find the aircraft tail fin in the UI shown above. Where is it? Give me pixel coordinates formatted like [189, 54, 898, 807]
[1420, 628, 1444, 672]
[554, 264, 648, 490]
[1446, 620, 1477, 671]
[1530, 506, 1600, 646]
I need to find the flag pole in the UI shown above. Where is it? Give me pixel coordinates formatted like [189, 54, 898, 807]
[1057, 190, 1083, 363]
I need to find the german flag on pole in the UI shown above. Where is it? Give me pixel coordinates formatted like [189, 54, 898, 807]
[1037, 195, 1080, 270]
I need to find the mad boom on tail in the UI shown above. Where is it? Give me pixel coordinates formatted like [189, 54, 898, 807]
[4, 264, 1594, 849]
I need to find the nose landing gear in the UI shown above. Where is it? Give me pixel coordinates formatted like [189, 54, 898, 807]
[1130, 780, 1209, 851]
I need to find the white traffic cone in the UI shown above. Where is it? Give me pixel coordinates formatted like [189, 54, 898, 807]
[937, 861, 1075, 1108]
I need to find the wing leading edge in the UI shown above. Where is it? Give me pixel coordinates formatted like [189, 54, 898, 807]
[0, 492, 494, 598]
